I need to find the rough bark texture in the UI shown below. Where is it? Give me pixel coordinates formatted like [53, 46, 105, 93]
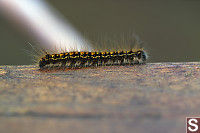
[0, 63, 200, 133]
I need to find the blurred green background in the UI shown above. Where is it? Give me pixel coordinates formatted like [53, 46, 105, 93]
[0, 0, 200, 65]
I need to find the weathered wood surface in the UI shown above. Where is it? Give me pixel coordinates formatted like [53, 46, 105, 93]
[0, 63, 200, 133]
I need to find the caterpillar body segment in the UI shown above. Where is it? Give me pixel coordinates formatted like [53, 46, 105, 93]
[39, 50, 147, 69]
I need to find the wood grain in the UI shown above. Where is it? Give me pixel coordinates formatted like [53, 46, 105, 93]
[0, 63, 200, 133]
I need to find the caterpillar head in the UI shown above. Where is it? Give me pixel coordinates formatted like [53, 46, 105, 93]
[137, 50, 147, 63]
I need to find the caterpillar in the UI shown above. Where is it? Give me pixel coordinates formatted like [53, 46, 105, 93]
[39, 50, 147, 70]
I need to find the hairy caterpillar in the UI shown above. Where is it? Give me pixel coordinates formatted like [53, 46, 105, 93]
[39, 49, 147, 70]
[36, 32, 148, 70]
